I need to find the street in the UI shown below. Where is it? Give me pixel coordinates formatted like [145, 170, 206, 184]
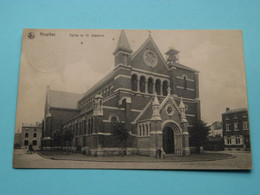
[13, 149, 252, 170]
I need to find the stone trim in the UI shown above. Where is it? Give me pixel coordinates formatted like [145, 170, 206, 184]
[114, 74, 131, 80]
[132, 67, 170, 79]
[176, 86, 195, 91]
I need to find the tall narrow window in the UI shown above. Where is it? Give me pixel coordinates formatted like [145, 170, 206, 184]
[139, 76, 146, 93]
[91, 118, 94, 134]
[148, 78, 153, 94]
[163, 81, 168, 96]
[131, 74, 138, 91]
[155, 79, 161, 95]
[234, 123, 239, 131]
[183, 76, 187, 90]
[24, 140, 28, 146]
[84, 120, 87, 134]
[88, 119, 91, 134]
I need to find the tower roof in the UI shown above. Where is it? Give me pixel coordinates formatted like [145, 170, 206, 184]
[113, 30, 133, 55]
[179, 97, 185, 109]
[153, 93, 160, 106]
[165, 48, 180, 55]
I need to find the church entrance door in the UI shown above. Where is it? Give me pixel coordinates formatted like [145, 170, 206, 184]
[163, 126, 174, 154]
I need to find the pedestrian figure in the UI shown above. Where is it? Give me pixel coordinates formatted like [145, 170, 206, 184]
[29, 144, 34, 153]
[158, 148, 162, 159]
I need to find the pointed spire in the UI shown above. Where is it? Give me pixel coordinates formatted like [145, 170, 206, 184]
[179, 97, 188, 123]
[113, 30, 133, 55]
[152, 93, 161, 121]
[153, 93, 160, 106]
[179, 97, 185, 110]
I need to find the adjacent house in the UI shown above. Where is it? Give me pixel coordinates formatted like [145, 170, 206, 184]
[222, 108, 250, 151]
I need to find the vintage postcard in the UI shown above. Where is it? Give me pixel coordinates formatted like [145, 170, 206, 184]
[13, 29, 252, 169]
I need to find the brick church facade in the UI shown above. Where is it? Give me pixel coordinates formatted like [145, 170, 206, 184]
[42, 30, 201, 157]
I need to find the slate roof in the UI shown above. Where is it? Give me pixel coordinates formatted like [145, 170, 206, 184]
[49, 90, 82, 110]
[80, 70, 115, 101]
[137, 101, 153, 122]
[174, 62, 199, 73]
[224, 108, 248, 114]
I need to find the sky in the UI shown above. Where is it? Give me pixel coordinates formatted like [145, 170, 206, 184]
[15, 29, 248, 132]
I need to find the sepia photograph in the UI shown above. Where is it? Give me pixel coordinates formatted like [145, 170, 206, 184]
[13, 29, 252, 169]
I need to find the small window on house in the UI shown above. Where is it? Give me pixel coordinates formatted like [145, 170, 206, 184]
[234, 123, 239, 131]
[226, 124, 231, 131]
[226, 137, 231, 145]
[243, 122, 249, 130]
[242, 113, 248, 118]
[235, 136, 241, 145]
[33, 133, 37, 137]
[32, 140, 37, 146]
[24, 140, 28, 146]
[25, 133, 29, 137]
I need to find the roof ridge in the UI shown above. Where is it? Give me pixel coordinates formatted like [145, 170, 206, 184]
[49, 89, 82, 95]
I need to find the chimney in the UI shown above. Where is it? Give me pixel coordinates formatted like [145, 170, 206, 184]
[226, 107, 230, 112]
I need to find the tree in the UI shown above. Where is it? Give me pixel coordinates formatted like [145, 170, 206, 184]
[52, 131, 63, 150]
[63, 130, 74, 152]
[189, 120, 210, 153]
[112, 121, 129, 155]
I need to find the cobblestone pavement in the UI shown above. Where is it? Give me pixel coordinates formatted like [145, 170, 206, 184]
[13, 149, 252, 170]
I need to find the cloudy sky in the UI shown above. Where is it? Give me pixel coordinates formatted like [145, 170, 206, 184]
[15, 29, 248, 132]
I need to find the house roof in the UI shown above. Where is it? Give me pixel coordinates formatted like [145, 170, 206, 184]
[137, 101, 154, 122]
[49, 90, 82, 110]
[224, 108, 248, 114]
[174, 62, 199, 73]
[79, 70, 115, 102]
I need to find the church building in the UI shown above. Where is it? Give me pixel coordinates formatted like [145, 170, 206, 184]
[42, 30, 201, 157]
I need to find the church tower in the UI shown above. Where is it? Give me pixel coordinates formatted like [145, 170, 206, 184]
[165, 48, 180, 95]
[113, 30, 133, 66]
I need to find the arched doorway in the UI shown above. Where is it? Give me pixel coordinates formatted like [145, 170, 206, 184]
[163, 126, 174, 154]
[162, 121, 183, 155]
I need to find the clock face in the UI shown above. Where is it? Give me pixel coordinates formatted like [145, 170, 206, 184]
[143, 50, 158, 67]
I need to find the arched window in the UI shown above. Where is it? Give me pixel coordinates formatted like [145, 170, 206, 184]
[183, 76, 187, 90]
[84, 120, 87, 134]
[91, 118, 94, 134]
[111, 116, 117, 124]
[148, 78, 153, 94]
[131, 74, 138, 91]
[163, 81, 168, 96]
[155, 79, 161, 95]
[139, 76, 146, 93]
[88, 119, 91, 134]
[122, 98, 126, 108]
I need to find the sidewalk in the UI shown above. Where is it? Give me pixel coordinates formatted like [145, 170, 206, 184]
[38, 150, 234, 163]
